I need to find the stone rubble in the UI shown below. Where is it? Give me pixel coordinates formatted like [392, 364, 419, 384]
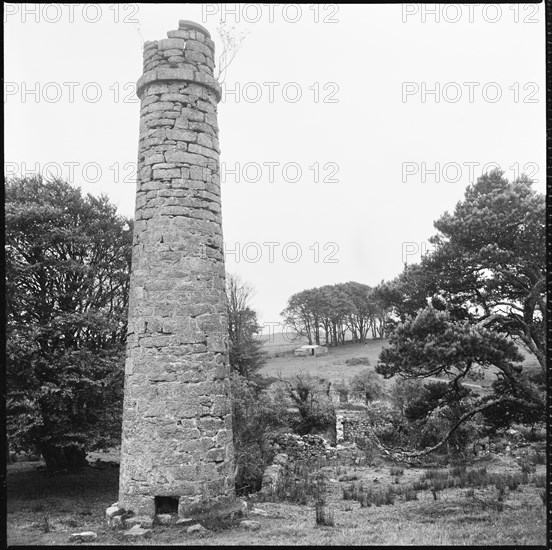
[240, 520, 261, 531]
[187, 523, 207, 534]
[124, 525, 152, 537]
[69, 532, 97, 542]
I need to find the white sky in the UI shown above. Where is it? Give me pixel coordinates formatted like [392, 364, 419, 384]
[4, 3, 546, 329]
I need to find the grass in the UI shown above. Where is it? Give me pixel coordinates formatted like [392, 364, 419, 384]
[259, 340, 389, 384]
[7, 452, 546, 546]
[259, 337, 539, 394]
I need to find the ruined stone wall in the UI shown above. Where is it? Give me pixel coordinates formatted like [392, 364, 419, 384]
[267, 433, 366, 465]
[341, 414, 373, 443]
[118, 20, 234, 518]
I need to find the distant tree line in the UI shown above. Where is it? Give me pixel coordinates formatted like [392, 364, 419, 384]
[281, 282, 390, 346]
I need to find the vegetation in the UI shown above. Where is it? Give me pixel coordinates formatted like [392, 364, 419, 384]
[374, 171, 545, 456]
[230, 374, 289, 494]
[349, 369, 385, 404]
[278, 374, 336, 437]
[281, 281, 389, 346]
[5, 176, 132, 472]
[226, 273, 267, 378]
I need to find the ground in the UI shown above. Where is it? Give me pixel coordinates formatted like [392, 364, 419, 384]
[7, 452, 546, 546]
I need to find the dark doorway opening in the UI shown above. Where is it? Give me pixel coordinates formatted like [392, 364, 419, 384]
[310, 348, 315, 356]
[155, 496, 179, 515]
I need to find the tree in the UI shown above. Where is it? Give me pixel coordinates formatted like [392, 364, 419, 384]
[383, 170, 545, 371]
[376, 307, 544, 457]
[426, 170, 545, 371]
[388, 378, 424, 418]
[5, 176, 132, 471]
[226, 273, 266, 378]
[280, 282, 387, 346]
[349, 369, 384, 404]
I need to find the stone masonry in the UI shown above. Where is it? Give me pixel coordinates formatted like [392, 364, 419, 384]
[118, 20, 235, 518]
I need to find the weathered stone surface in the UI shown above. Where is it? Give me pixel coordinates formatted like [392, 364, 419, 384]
[125, 516, 154, 529]
[155, 514, 175, 525]
[187, 523, 207, 534]
[240, 520, 261, 531]
[118, 20, 234, 521]
[69, 532, 97, 542]
[124, 525, 152, 537]
[250, 507, 269, 517]
[110, 515, 125, 528]
[105, 506, 121, 519]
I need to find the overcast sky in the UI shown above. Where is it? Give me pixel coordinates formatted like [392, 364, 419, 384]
[5, 3, 546, 330]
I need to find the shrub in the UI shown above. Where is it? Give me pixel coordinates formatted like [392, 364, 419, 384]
[422, 469, 448, 481]
[231, 374, 290, 494]
[366, 487, 395, 507]
[282, 374, 336, 437]
[533, 474, 546, 488]
[450, 464, 467, 477]
[389, 379, 424, 418]
[349, 370, 384, 404]
[359, 403, 410, 448]
[506, 475, 520, 491]
[342, 484, 356, 501]
[338, 473, 359, 482]
[412, 480, 429, 492]
[519, 459, 536, 474]
[345, 357, 371, 366]
[531, 450, 546, 465]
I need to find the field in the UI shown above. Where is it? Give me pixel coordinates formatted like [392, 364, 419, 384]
[7, 452, 546, 546]
[259, 336, 541, 394]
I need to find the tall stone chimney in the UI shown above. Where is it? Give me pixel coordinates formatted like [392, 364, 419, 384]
[118, 20, 234, 518]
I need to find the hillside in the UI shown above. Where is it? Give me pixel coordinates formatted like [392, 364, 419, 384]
[259, 337, 542, 393]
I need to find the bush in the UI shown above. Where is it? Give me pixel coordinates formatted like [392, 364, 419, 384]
[533, 474, 546, 488]
[450, 465, 467, 477]
[282, 374, 336, 437]
[349, 369, 384, 405]
[519, 459, 536, 474]
[345, 357, 371, 366]
[231, 374, 290, 494]
[359, 403, 410, 448]
[389, 379, 424, 418]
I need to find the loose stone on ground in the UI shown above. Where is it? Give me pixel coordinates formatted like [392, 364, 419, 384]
[187, 523, 207, 534]
[69, 531, 97, 542]
[240, 520, 261, 531]
[124, 525, 152, 537]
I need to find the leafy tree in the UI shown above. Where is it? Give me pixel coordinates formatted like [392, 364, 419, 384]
[426, 170, 545, 371]
[5, 176, 132, 471]
[376, 307, 544, 457]
[382, 170, 545, 371]
[388, 378, 424, 418]
[226, 273, 266, 378]
[281, 282, 390, 346]
[349, 369, 384, 404]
